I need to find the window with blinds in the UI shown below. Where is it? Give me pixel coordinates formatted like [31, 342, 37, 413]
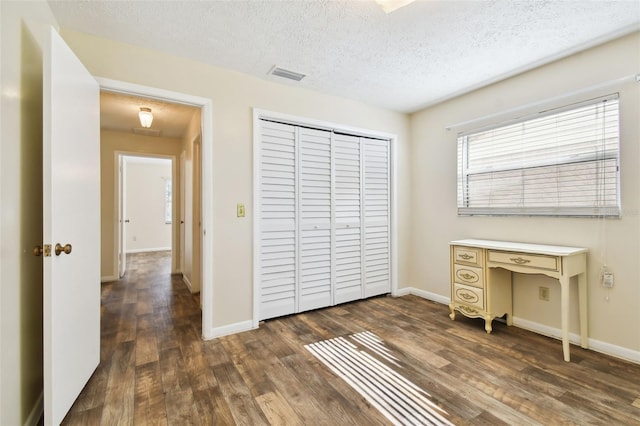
[457, 94, 620, 217]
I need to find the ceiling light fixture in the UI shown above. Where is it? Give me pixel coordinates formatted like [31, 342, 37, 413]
[374, 0, 416, 14]
[138, 107, 153, 128]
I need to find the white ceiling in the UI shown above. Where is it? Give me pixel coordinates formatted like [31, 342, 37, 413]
[50, 0, 640, 113]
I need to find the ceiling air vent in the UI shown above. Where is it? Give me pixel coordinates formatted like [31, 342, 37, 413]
[270, 66, 306, 82]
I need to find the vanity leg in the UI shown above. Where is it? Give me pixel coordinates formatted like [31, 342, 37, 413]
[578, 272, 589, 348]
[560, 275, 571, 362]
[449, 304, 456, 321]
[484, 316, 493, 334]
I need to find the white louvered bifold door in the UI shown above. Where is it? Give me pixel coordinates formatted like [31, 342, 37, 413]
[298, 128, 333, 312]
[333, 134, 363, 304]
[258, 121, 297, 320]
[362, 138, 391, 297]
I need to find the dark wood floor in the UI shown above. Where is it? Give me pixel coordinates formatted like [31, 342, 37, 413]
[63, 251, 640, 425]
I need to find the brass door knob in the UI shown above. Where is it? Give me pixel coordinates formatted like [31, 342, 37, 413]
[55, 243, 72, 256]
[33, 245, 43, 256]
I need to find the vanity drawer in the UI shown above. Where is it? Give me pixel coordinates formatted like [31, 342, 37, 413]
[453, 264, 483, 288]
[454, 283, 484, 309]
[488, 250, 558, 271]
[453, 246, 481, 266]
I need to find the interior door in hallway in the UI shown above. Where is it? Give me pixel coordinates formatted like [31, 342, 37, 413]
[43, 27, 100, 425]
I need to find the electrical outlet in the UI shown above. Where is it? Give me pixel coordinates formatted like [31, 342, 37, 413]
[539, 286, 550, 301]
[603, 271, 614, 288]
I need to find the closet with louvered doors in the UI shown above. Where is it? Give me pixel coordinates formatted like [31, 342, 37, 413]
[257, 118, 391, 321]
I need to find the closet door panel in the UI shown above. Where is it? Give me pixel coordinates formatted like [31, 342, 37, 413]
[363, 138, 391, 297]
[299, 128, 332, 311]
[259, 121, 297, 320]
[334, 134, 362, 304]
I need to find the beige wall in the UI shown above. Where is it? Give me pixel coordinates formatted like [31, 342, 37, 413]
[124, 160, 172, 252]
[410, 33, 640, 354]
[100, 130, 182, 279]
[0, 1, 58, 423]
[63, 29, 411, 329]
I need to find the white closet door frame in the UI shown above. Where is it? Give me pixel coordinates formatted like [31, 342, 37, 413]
[252, 109, 398, 328]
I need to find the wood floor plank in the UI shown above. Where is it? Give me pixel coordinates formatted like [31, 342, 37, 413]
[99, 341, 135, 425]
[219, 334, 276, 398]
[63, 252, 640, 426]
[194, 386, 237, 424]
[135, 329, 159, 366]
[213, 362, 270, 425]
[133, 361, 167, 425]
[255, 391, 303, 426]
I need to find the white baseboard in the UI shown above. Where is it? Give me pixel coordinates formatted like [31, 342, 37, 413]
[402, 286, 640, 364]
[395, 286, 451, 305]
[125, 247, 171, 254]
[513, 317, 640, 364]
[182, 274, 193, 292]
[203, 320, 255, 340]
[24, 392, 43, 426]
[101, 275, 118, 283]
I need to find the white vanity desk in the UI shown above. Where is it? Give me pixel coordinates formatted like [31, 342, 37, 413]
[449, 239, 588, 362]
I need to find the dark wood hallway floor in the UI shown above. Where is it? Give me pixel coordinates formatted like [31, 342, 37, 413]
[62, 251, 640, 425]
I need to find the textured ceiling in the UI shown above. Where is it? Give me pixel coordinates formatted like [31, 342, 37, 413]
[50, 0, 640, 113]
[100, 91, 199, 138]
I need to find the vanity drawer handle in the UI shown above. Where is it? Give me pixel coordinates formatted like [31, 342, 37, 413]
[510, 257, 531, 264]
[459, 254, 473, 260]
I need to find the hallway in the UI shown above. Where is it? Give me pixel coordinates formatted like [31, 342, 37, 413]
[63, 251, 204, 424]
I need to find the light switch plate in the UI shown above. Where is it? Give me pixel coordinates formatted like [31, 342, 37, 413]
[237, 203, 245, 218]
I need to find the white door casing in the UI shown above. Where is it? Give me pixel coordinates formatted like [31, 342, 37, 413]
[118, 154, 127, 278]
[180, 151, 186, 274]
[43, 28, 101, 425]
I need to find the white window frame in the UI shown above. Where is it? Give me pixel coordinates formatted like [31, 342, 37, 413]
[457, 94, 621, 217]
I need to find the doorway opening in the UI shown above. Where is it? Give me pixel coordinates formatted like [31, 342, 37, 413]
[117, 154, 175, 280]
[98, 79, 214, 338]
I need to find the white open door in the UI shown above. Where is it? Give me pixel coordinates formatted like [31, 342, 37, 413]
[43, 27, 100, 425]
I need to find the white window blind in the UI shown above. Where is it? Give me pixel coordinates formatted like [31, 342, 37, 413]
[457, 94, 620, 217]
